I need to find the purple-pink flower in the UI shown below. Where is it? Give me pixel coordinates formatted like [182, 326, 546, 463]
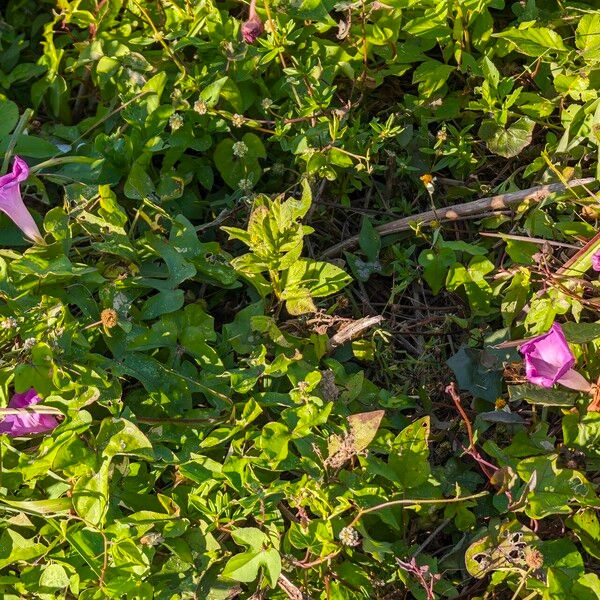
[0, 388, 59, 436]
[0, 156, 43, 243]
[519, 322, 575, 388]
[592, 250, 600, 272]
[241, 0, 264, 44]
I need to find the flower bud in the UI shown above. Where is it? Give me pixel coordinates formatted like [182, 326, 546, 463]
[242, 0, 263, 44]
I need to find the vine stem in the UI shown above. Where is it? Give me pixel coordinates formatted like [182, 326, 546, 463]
[130, 0, 186, 77]
[510, 568, 533, 600]
[136, 416, 220, 425]
[348, 490, 489, 527]
[2, 109, 34, 174]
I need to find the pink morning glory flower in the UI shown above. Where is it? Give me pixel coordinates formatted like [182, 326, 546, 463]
[241, 0, 264, 44]
[519, 322, 591, 391]
[0, 156, 43, 243]
[0, 388, 59, 436]
[592, 251, 600, 272]
[519, 323, 575, 388]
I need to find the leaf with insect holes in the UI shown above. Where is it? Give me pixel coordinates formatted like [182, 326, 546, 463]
[348, 410, 384, 453]
[465, 520, 538, 578]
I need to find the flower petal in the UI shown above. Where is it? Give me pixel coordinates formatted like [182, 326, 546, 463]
[0, 412, 58, 436]
[0, 156, 29, 188]
[0, 388, 58, 436]
[10, 388, 41, 408]
[0, 157, 42, 243]
[519, 322, 575, 387]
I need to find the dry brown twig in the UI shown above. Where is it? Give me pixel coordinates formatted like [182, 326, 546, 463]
[322, 178, 597, 257]
[278, 574, 309, 600]
[327, 315, 383, 351]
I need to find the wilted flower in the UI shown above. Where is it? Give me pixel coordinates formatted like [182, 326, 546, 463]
[519, 323, 590, 391]
[232, 141, 248, 158]
[0, 156, 43, 243]
[241, 0, 264, 44]
[523, 547, 544, 570]
[169, 113, 183, 131]
[339, 526, 360, 547]
[101, 308, 118, 329]
[232, 114, 245, 128]
[0, 389, 59, 436]
[194, 99, 208, 115]
[592, 250, 600, 272]
[420, 173, 436, 195]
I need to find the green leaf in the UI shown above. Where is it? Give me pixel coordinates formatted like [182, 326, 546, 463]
[566, 510, 600, 560]
[124, 161, 154, 199]
[213, 133, 265, 190]
[479, 117, 535, 158]
[0, 99, 19, 136]
[412, 60, 454, 97]
[562, 322, 600, 343]
[223, 528, 281, 587]
[447, 347, 502, 402]
[495, 27, 568, 57]
[516, 456, 596, 519]
[39, 564, 70, 590]
[576, 14, 600, 58]
[418, 247, 456, 295]
[358, 218, 381, 263]
[508, 384, 579, 407]
[256, 422, 290, 463]
[96, 418, 154, 460]
[141, 289, 185, 320]
[563, 413, 600, 461]
[389, 417, 430, 490]
[72, 461, 110, 527]
[0, 529, 46, 570]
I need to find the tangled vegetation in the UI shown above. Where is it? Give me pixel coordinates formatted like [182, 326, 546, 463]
[0, 0, 599, 598]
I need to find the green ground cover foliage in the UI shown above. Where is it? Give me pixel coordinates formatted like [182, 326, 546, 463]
[0, 0, 600, 598]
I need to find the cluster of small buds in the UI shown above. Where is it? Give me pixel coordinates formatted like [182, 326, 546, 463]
[169, 113, 184, 131]
[1, 317, 17, 329]
[238, 177, 254, 193]
[261, 97, 273, 110]
[194, 99, 208, 115]
[170, 88, 189, 110]
[339, 526, 360, 547]
[231, 113, 245, 128]
[232, 141, 248, 158]
[436, 128, 448, 142]
[22, 337, 36, 351]
[272, 162, 284, 176]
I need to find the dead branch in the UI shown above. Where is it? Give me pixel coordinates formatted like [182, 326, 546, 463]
[327, 315, 383, 351]
[322, 177, 596, 257]
[278, 574, 310, 600]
